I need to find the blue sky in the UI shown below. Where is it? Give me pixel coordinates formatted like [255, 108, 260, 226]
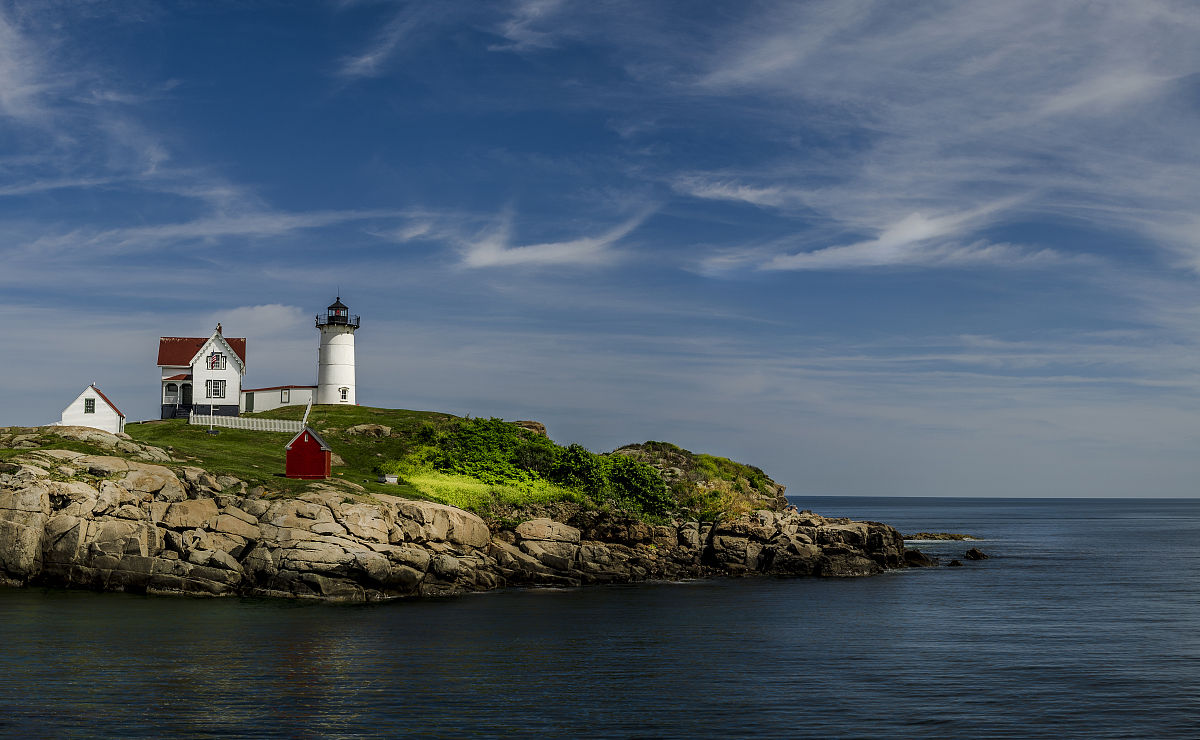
[3, 1, 1200, 497]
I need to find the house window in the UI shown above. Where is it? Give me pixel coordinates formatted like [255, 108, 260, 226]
[281, 389, 290, 403]
[207, 352, 226, 370]
[84, 398, 96, 414]
[206, 379, 226, 399]
[340, 387, 348, 401]
[164, 383, 178, 402]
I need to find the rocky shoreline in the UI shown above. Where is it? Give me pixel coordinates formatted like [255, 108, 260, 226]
[1, 436, 929, 602]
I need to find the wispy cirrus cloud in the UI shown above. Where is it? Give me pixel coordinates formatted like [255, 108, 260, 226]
[0, 176, 121, 197]
[671, 176, 793, 210]
[0, 9, 51, 121]
[460, 208, 652, 268]
[488, 0, 566, 51]
[12, 207, 410, 257]
[336, 3, 458, 79]
[759, 200, 1065, 271]
[596, 1, 1200, 274]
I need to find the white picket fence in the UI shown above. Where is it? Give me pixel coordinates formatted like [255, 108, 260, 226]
[188, 413, 303, 433]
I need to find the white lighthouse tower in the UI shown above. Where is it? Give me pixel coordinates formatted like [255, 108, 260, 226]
[316, 297, 359, 405]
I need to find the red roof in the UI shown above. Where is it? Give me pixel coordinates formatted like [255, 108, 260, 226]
[158, 336, 247, 366]
[285, 425, 332, 451]
[163, 373, 190, 381]
[89, 385, 125, 419]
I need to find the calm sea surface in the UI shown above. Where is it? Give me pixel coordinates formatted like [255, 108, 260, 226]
[2, 497, 1198, 739]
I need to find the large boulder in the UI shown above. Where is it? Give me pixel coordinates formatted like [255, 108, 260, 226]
[161, 499, 220, 530]
[0, 485, 50, 584]
[213, 513, 260, 539]
[386, 498, 490, 548]
[335, 503, 390, 543]
[120, 464, 187, 503]
[345, 424, 391, 437]
[515, 518, 581, 544]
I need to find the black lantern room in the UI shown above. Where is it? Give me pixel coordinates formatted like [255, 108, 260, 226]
[316, 297, 360, 329]
[326, 297, 350, 324]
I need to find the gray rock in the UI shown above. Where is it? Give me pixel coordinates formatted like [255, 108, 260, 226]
[515, 518, 581, 543]
[162, 499, 219, 529]
[213, 513, 260, 539]
[429, 553, 460, 579]
[345, 423, 392, 437]
[207, 549, 243, 573]
[519, 540, 577, 571]
[335, 503, 390, 543]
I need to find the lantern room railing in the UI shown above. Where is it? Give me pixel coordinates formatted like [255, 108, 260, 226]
[315, 314, 360, 328]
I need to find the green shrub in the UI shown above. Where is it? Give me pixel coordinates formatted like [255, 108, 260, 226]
[551, 443, 606, 494]
[694, 453, 771, 492]
[603, 453, 673, 516]
[380, 418, 670, 519]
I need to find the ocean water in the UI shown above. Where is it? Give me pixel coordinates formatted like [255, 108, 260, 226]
[1, 496, 1198, 739]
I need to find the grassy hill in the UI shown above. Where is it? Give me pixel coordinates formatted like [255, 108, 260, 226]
[126, 405, 451, 499]
[105, 405, 784, 522]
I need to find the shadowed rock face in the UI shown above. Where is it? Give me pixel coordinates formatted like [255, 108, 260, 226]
[1, 449, 915, 602]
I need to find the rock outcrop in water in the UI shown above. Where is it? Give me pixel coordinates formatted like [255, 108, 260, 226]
[0, 439, 915, 601]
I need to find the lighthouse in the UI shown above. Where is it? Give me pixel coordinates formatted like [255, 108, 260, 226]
[316, 297, 360, 405]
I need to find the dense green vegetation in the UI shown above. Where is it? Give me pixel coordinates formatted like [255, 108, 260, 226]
[614, 441, 783, 521]
[693, 452, 772, 493]
[380, 417, 674, 518]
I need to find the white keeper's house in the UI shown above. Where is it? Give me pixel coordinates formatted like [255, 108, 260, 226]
[158, 325, 247, 419]
[160, 297, 361, 419]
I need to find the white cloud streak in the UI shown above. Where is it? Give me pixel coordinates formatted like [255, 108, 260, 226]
[460, 209, 652, 268]
[0, 9, 50, 121]
[337, 4, 452, 79]
[759, 200, 1063, 270]
[11, 208, 410, 257]
[488, 0, 566, 51]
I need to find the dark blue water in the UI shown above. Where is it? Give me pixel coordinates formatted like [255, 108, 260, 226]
[2, 497, 1198, 738]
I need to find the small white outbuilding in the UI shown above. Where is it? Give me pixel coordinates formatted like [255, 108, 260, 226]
[58, 384, 126, 434]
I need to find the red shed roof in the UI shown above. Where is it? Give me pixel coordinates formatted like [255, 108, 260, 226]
[285, 425, 331, 451]
[158, 336, 247, 366]
[89, 385, 125, 419]
[163, 373, 190, 381]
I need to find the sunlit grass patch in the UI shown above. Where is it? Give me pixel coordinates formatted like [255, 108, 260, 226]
[399, 469, 585, 512]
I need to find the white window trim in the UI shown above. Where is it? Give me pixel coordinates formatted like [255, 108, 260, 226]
[206, 379, 226, 399]
[339, 387, 348, 401]
[84, 398, 96, 414]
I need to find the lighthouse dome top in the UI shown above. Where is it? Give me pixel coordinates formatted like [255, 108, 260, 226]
[316, 296, 360, 328]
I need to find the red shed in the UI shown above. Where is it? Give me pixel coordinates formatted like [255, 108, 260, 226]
[285, 426, 332, 479]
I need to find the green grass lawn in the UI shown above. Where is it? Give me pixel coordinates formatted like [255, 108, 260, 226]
[125, 405, 457, 499]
